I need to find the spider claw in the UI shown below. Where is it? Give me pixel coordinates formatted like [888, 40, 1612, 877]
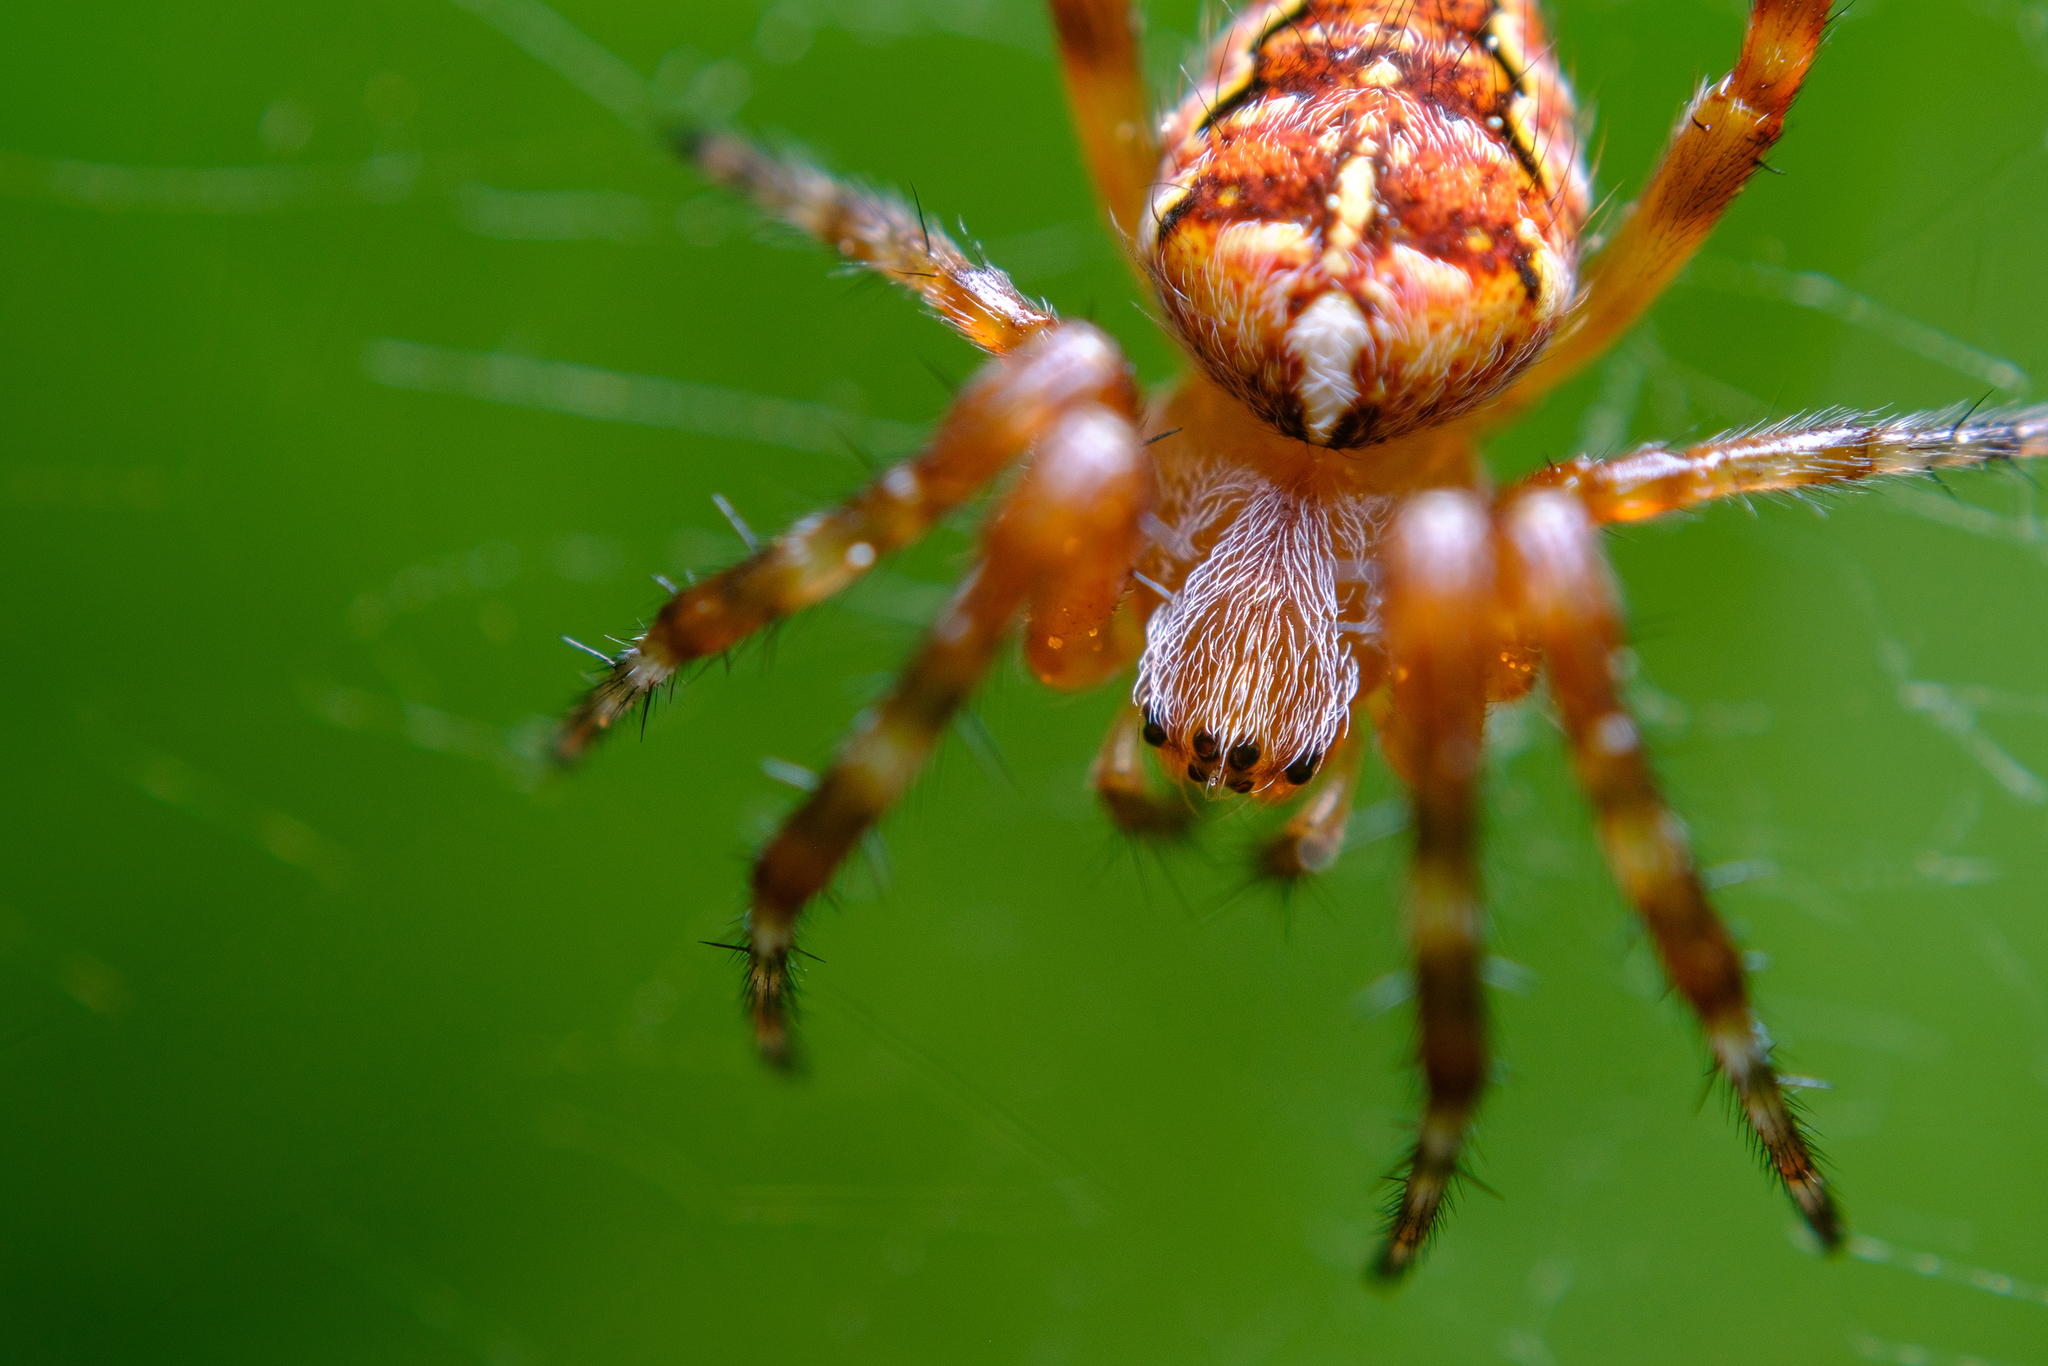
[1368, 1192, 1438, 1287]
[742, 938, 803, 1073]
[754, 1015, 798, 1072]
[1367, 1241, 1420, 1288]
[552, 662, 641, 767]
[1790, 1177, 1845, 1253]
[1367, 1110, 1476, 1287]
[1372, 1217, 1432, 1280]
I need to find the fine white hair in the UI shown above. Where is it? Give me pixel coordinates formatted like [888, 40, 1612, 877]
[1134, 481, 1361, 779]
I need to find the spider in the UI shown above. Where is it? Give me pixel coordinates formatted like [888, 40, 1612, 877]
[551, 0, 2047, 1280]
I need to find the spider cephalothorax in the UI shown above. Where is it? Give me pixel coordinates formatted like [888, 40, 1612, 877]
[550, 0, 2047, 1283]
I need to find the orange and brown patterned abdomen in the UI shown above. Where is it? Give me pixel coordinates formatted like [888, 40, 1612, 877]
[1141, 0, 1589, 448]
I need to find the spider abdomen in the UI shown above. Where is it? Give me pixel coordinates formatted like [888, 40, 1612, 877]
[1141, 0, 1589, 448]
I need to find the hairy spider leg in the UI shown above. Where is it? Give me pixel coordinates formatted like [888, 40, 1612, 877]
[1372, 490, 1497, 1282]
[746, 394, 1148, 1063]
[682, 128, 1056, 355]
[556, 324, 1134, 762]
[1090, 700, 1195, 840]
[1508, 403, 2048, 522]
[1489, 0, 1833, 417]
[1048, 0, 1159, 237]
[1500, 490, 1843, 1249]
[1260, 722, 1368, 879]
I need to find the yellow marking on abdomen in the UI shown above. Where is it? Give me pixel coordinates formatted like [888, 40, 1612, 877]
[1484, 6, 1554, 193]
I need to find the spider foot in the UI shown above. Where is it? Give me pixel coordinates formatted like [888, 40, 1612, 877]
[1098, 786, 1195, 842]
[1368, 1171, 1447, 1285]
[1367, 1123, 1468, 1286]
[1254, 732, 1362, 882]
[743, 938, 801, 1072]
[1785, 1170, 1844, 1253]
[1743, 1086, 1845, 1252]
[1719, 1034, 1846, 1252]
[1257, 819, 1344, 881]
[1091, 706, 1198, 843]
[554, 645, 670, 766]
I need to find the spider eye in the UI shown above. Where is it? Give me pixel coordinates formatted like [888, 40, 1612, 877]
[1284, 751, 1320, 784]
[1227, 742, 1260, 770]
[1192, 730, 1220, 761]
[1228, 777, 1254, 794]
[1141, 711, 1167, 747]
[1186, 761, 1212, 784]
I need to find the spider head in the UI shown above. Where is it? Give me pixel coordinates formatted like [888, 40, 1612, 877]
[1140, 36, 1586, 448]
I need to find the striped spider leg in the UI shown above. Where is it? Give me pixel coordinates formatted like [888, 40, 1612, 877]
[747, 376, 1146, 1062]
[1488, 0, 1834, 417]
[557, 129, 1097, 759]
[1469, 406, 2048, 1270]
[1047, 0, 1160, 237]
[1497, 486, 1842, 1262]
[556, 133, 1148, 1063]
[1371, 491, 1498, 1280]
[1511, 408, 2048, 520]
[1338, 0, 1841, 1277]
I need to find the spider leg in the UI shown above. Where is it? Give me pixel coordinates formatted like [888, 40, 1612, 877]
[683, 129, 1055, 356]
[1024, 530, 1152, 691]
[1259, 723, 1367, 880]
[557, 323, 1133, 762]
[1489, 0, 1832, 416]
[1047, 0, 1159, 238]
[1507, 402, 2048, 523]
[1500, 489, 1843, 1249]
[1372, 491, 1496, 1282]
[745, 394, 1147, 1064]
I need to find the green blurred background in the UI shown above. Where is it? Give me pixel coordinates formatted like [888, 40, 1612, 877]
[4, 1, 2046, 1361]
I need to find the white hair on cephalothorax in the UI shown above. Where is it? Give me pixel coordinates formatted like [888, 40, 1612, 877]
[1134, 480, 1364, 784]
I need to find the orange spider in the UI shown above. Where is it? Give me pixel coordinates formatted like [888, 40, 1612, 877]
[553, 0, 2047, 1280]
